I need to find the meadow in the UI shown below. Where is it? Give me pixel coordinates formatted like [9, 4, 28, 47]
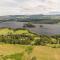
[0, 44, 60, 60]
[0, 28, 29, 35]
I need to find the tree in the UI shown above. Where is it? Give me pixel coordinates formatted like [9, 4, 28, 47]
[23, 22, 35, 28]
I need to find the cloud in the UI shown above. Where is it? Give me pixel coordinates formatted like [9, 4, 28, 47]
[0, 0, 60, 15]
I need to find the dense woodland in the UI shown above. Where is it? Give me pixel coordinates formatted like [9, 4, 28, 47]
[0, 32, 60, 46]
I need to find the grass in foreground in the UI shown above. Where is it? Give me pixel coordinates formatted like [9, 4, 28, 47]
[0, 44, 60, 60]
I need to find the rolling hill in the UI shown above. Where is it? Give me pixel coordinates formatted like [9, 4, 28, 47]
[0, 14, 60, 24]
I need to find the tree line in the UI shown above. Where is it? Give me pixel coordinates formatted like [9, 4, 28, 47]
[0, 33, 60, 45]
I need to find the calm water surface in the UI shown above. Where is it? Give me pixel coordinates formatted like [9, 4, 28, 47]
[0, 21, 60, 35]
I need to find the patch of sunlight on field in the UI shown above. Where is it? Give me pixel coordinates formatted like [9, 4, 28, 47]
[25, 33, 36, 36]
[15, 30, 29, 34]
[0, 28, 14, 35]
[0, 28, 30, 35]
[0, 28, 37, 36]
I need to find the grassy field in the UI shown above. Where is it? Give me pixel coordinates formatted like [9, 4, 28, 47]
[0, 44, 60, 60]
[0, 28, 36, 36]
[0, 28, 29, 35]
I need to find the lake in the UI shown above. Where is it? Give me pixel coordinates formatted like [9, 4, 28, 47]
[0, 21, 60, 35]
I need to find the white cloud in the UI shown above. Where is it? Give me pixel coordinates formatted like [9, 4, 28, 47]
[0, 0, 60, 15]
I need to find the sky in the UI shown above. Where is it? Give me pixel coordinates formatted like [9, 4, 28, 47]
[0, 0, 60, 16]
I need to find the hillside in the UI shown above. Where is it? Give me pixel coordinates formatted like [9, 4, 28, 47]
[0, 44, 60, 60]
[0, 15, 60, 24]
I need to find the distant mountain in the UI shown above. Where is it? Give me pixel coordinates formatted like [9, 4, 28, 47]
[0, 14, 60, 20]
[0, 14, 60, 24]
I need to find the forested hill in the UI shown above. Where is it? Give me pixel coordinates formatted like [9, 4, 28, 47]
[0, 15, 60, 24]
